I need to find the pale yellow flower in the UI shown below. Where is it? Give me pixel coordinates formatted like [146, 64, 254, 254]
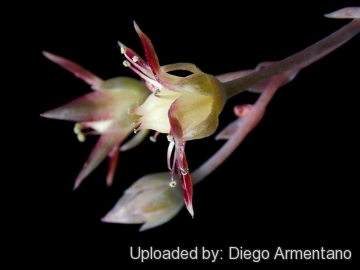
[118, 22, 227, 216]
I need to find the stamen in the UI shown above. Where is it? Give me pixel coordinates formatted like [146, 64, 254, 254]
[167, 140, 175, 170]
[169, 179, 176, 187]
[77, 133, 86, 142]
[149, 131, 160, 142]
[180, 168, 189, 175]
[74, 123, 86, 142]
[74, 123, 82, 134]
[83, 131, 100, 136]
[121, 43, 154, 78]
[133, 128, 138, 134]
[132, 55, 139, 62]
[123, 60, 131, 67]
[167, 135, 173, 142]
[127, 64, 163, 90]
[120, 46, 125, 54]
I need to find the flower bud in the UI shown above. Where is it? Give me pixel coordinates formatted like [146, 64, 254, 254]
[102, 172, 184, 231]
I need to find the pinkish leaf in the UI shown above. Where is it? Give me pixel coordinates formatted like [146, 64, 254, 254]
[42, 51, 103, 90]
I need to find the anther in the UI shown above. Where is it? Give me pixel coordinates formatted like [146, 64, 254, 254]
[149, 136, 156, 142]
[74, 123, 82, 134]
[169, 180, 176, 187]
[132, 55, 139, 62]
[181, 168, 189, 175]
[120, 46, 125, 54]
[167, 135, 173, 142]
[123, 60, 131, 67]
[77, 133, 86, 142]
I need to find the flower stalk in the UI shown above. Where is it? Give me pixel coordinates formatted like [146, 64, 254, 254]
[222, 17, 360, 99]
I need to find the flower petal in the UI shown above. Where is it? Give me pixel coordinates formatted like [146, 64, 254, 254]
[168, 93, 215, 140]
[98, 77, 150, 98]
[324, 7, 360, 19]
[133, 22, 183, 89]
[41, 90, 139, 122]
[120, 129, 150, 151]
[175, 140, 194, 217]
[117, 41, 154, 79]
[106, 143, 121, 187]
[42, 51, 103, 90]
[131, 89, 180, 133]
[139, 205, 183, 231]
[73, 130, 129, 189]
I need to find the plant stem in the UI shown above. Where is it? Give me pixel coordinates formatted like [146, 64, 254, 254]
[223, 19, 360, 98]
[192, 76, 283, 185]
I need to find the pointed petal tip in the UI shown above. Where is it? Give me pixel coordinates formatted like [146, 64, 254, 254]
[106, 180, 113, 187]
[42, 51, 59, 62]
[186, 204, 194, 218]
[101, 215, 110, 223]
[72, 182, 79, 191]
[101, 213, 121, 223]
[39, 108, 69, 121]
[324, 7, 360, 19]
[73, 175, 83, 191]
[133, 20, 139, 29]
[39, 110, 57, 119]
[117, 40, 125, 47]
[133, 21, 143, 36]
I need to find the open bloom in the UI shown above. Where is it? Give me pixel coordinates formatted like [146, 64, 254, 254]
[102, 172, 184, 231]
[41, 52, 150, 189]
[119, 22, 227, 216]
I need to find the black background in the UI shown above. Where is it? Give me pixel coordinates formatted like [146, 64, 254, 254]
[35, 1, 358, 266]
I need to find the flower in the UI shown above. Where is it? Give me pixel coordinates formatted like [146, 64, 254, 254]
[102, 172, 184, 231]
[119, 22, 228, 216]
[40, 52, 150, 189]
